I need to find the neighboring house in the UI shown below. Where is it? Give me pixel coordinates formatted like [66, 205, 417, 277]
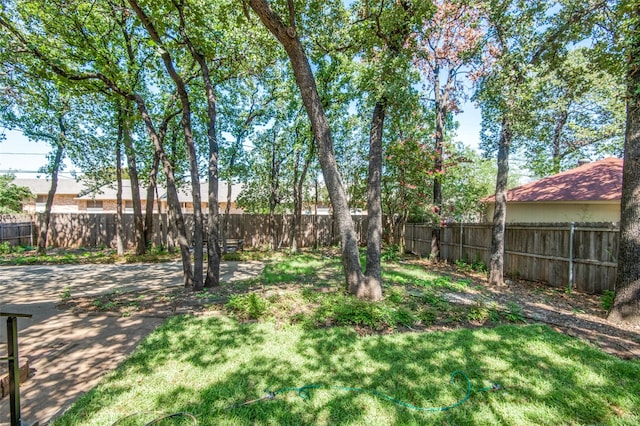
[16, 177, 243, 214]
[483, 157, 623, 223]
[16, 178, 86, 213]
[173, 182, 244, 214]
[75, 182, 159, 213]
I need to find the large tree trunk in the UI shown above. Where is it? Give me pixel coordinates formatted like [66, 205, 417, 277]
[129, 0, 204, 289]
[364, 101, 385, 298]
[488, 117, 512, 286]
[121, 100, 146, 255]
[608, 12, 640, 323]
[37, 139, 64, 255]
[249, 0, 370, 297]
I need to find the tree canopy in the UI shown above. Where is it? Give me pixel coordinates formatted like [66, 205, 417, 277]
[0, 174, 33, 213]
[0, 0, 634, 312]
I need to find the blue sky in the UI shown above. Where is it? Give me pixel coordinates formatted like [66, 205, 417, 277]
[0, 101, 483, 178]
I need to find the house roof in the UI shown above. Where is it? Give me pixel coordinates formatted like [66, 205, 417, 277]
[80, 181, 243, 202]
[486, 157, 623, 203]
[13, 177, 242, 203]
[75, 182, 149, 200]
[174, 182, 243, 203]
[13, 177, 87, 195]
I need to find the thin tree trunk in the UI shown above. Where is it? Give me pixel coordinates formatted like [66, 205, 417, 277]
[121, 100, 146, 255]
[249, 0, 368, 297]
[431, 66, 455, 261]
[432, 90, 445, 260]
[291, 149, 301, 252]
[135, 94, 193, 287]
[129, 0, 204, 290]
[173, 1, 221, 287]
[551, 108, 568, 174]
[608, 10, 640, 322]
[115, 120, 125, 256]
[144, 151, 160, 248]
[269, 131, 280, 250]
[488, 117, 512, 286]
[364, 101, 385, 298]
[223, 180, 233, 252]
[222, 136, 242, 252]
[37, 140, 64, 255]
[399, 211, 408, 255]
[290, 137, 314, 252]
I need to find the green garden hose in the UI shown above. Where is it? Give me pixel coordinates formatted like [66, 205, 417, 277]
[111, 411, 197, 425]
[256, 370, 501, 412]
[114, 370, 501, 424]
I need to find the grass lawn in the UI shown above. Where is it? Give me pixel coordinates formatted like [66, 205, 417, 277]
[51, 317, 640, 425]
[47, 250, 640, 425]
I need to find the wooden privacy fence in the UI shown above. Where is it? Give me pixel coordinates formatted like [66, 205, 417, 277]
[1, 213, 620, 294]
[6, 213, 369, 251]
[0, 221, 34, 247]
[404, 222, 619, 294]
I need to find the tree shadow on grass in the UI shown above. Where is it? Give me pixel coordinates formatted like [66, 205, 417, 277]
[53, 319, 640, 426]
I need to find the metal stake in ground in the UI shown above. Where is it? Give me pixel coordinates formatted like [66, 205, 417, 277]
[1, 312, 34, 426]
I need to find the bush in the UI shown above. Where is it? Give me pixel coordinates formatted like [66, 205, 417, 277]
[601, 290, 615, 312]
[381, 245, 400, 262]
[0, 241, 11, 254]
[391, 307, 419, 327]
[225, 293, 270, 320]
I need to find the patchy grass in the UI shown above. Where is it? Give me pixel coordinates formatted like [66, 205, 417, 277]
[219, 252, 491, 331]
[51, 316, 640, 426]
[0, 245, 290, 265]
[0, 246, 182, 265]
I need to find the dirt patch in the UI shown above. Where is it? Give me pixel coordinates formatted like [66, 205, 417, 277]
[57, 286, 238, 317]
[422, 261, 640, 360]
[54, 260, 640, 361]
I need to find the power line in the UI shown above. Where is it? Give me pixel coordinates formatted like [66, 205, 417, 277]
[0, 152, 48, 155]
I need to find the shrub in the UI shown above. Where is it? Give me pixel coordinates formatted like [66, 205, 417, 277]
[391, 307, 419, 327]
[381, 245, 400, 262]
[601, 290, 615, 312]
[225, 293, 270, 320]
[0, 241, 11, 254]
[503, 301, 526, 323]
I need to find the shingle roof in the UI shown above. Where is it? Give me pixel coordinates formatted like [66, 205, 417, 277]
[174, 182, 243, 203]
[486, 157, 623, 203]
[13, 177, 87, 195]
[75, 182, 150, 200]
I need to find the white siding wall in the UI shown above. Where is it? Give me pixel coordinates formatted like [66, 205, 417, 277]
[485, 202, 620, 223]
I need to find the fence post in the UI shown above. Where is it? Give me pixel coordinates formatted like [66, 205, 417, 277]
[459, 222, 463, 261]
[410, 223, 414, 254]
[569, 222, 575, 291]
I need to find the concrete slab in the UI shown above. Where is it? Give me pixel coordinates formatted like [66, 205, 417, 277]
[0, 261, 264, 425]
